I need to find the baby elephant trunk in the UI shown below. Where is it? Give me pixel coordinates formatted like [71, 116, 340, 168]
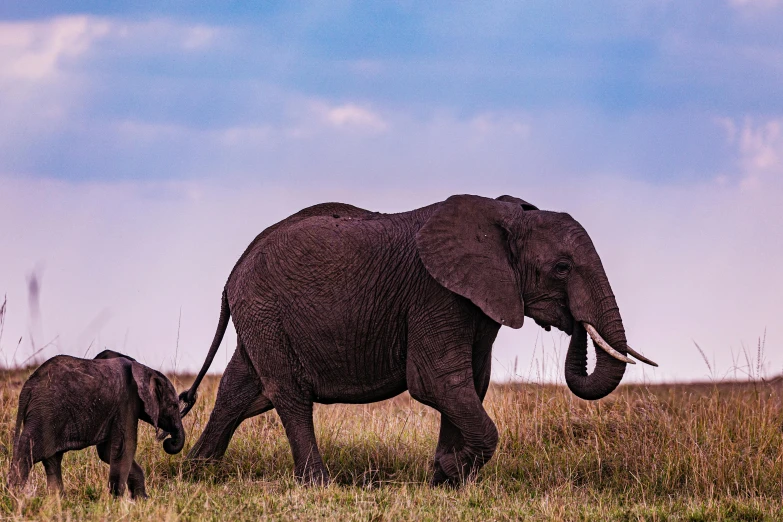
[162, 418, 186, 455]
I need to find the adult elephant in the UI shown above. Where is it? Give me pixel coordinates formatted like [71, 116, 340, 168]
[179, 194, 656, 485]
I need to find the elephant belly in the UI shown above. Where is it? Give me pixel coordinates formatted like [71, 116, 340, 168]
[313, 368, 408, 404]
[291, 336, 409, 404]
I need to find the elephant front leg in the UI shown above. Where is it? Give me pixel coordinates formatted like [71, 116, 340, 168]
[431, 325, 497, 485]
[408, 338, 498, 486]
[429, 389, 497, 485]
[431, 416, 464, 486]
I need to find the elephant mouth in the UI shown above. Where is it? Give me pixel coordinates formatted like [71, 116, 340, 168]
[533, 318, 552, 331]
[531, 307, 574, 335]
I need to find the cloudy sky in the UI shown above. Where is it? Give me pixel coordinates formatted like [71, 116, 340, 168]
[0, 1, 781, 383]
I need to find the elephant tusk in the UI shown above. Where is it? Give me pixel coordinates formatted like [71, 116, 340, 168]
[583, 323, 635, 365]
[625, 345, 658, 367]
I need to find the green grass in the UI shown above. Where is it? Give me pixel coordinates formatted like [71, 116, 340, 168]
[1, 368, 782, 521]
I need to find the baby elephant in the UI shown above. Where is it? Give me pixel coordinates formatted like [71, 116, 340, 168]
[7, 351, 185, 498]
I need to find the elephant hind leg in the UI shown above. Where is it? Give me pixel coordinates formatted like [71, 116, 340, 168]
[188, 343, 272, 461]
[42, 452, 64, 494]
[244, 393, 274, 418]
[241, 329, 328, 485]
[270, 394, 328, 485]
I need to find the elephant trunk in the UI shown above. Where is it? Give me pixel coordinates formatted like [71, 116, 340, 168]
[162, 417, 186, 455]
[564, 272, 629, 400]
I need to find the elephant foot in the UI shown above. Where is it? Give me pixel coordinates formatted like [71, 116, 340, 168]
[428, 462, 453, 487]
[131, 489, 148, 500]
[109, 482, 126, 498]
[431, 452, 477, 487]
[186, 451, 222, 463]
[296, 466, 330, 487]
[186, 439, 225, 463]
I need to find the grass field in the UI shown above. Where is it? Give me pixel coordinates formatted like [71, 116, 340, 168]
[1, 367, 782, 521]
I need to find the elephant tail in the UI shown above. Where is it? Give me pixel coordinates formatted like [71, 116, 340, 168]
[179, 288, 230, 417]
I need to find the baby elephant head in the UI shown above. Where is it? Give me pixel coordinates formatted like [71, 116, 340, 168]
[131, 363, 186, 454]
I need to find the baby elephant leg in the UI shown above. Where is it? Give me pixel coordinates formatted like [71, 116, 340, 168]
[8, 430, 37, 491]
[108, 453, 134, 497]
[98, 443, 146, 499]
[42, 452, 64, 494]
[102, 429, 137, 497]
[127, 461, 147, 499]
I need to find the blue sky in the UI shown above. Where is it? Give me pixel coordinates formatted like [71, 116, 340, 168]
[1, 1, 782, 381]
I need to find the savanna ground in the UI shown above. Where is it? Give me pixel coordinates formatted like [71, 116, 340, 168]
[1, 367, 783, 521]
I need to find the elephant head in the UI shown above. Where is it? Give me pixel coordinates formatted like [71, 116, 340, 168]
[131, 363, 186, 454]
[416, 194, 656, 400]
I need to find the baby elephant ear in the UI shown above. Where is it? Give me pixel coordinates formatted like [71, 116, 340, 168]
[495, 195, 539, 211]
[131, 362, 160, 428]
[416, 195, 525, 329]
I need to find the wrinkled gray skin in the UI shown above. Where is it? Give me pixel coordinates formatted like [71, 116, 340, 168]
[181, 194, 644, 486]
[8, 350, 185, 498]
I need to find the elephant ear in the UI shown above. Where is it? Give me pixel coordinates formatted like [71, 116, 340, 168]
[131, 362, 160, 428]
[416, 195, 525, 328]
[495, 195, 539, 211]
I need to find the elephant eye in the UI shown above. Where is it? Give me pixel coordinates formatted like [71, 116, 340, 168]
[555, 261, 571, 275]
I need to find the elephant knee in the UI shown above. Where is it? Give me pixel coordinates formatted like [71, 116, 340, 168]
[479, 419, 499, 463]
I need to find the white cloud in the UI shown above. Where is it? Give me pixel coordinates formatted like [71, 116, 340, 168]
[318, 103, 388, 132]
[718, 117, 783, 190]
[181, 25, 218, 50]
[0, 17, 110, 149]
[0, 16, 109, 81]
[0, 16, 227, 154]
[110, 100, 390, 149]
[0, 16, 224, 85]
[739, 119, 781, 169]
[106, 18, 225, 53]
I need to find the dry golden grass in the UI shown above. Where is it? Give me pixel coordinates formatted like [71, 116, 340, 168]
[1, 367, 782, 521]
